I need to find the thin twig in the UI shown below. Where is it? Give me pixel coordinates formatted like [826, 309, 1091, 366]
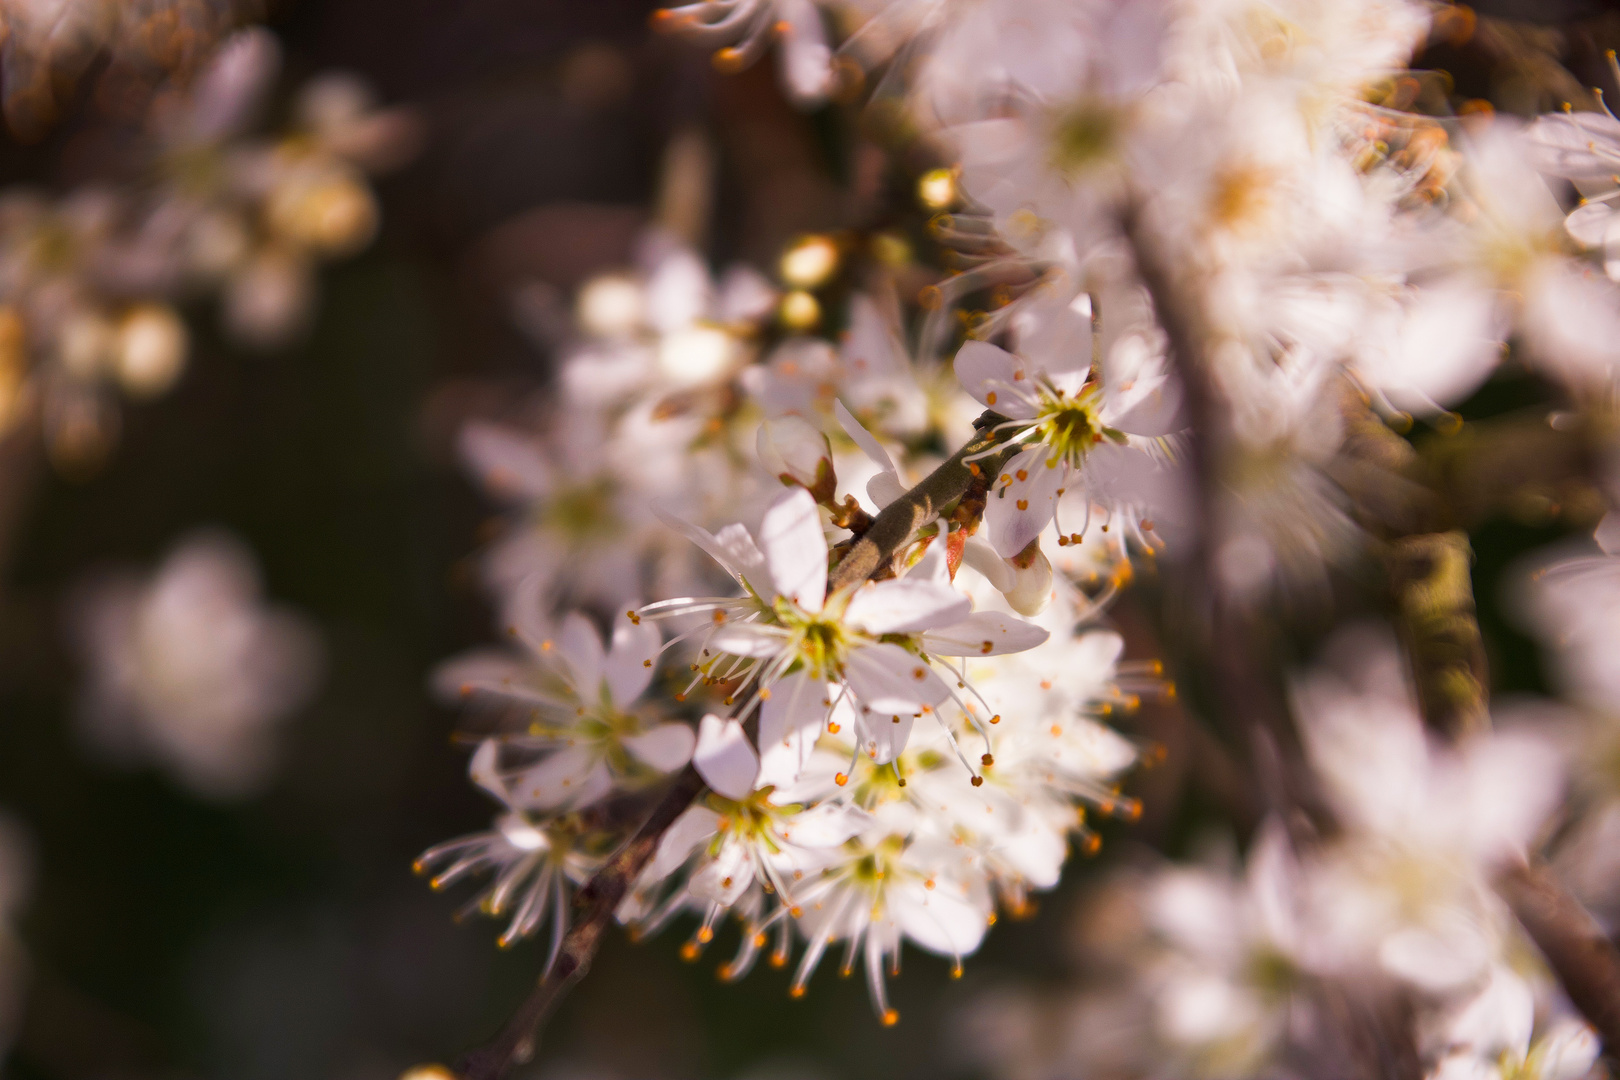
[454, 765, 706, 1080]
[827, 412, 1009, 592]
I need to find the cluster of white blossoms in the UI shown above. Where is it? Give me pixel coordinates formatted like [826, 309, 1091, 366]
[0, 26, 416, 473]
[425, 220, 1154, 1017]
[425, 0, 1620, 1069]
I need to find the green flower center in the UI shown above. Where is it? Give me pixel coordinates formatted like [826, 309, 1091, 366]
[1033, 384, 1121, 469]
[1050, 101, 1123, 176]
[542, 481, 619, 540]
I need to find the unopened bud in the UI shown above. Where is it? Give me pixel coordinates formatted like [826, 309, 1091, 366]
[757, 416, 836, 503]
[1004, 539, 1052, 616]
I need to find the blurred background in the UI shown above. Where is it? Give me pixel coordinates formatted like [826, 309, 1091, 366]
[0, 1, 1615, 1078]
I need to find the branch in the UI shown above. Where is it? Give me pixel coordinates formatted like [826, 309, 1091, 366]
[827, 413, 1009, 592]
[1496, 860, 1620, 1053]
[454, 765, 706, 1080]
[1118, 200, 1326, 834]
[1120, 201, 1419, 1079]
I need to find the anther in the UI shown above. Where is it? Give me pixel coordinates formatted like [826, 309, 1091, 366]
[970, 776, 984, 787]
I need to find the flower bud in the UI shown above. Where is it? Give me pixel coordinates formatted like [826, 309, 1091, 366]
[757, 416, 836, 504]
[1004, 538, 1052, 616]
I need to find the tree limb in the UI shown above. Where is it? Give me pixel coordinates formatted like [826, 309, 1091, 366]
[827, 413, 1010, 592]
[1496, 859, 1620, 1053]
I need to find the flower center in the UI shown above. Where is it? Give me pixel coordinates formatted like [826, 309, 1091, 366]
[1034, 384, 1113, 468]
[1049, 100, 1123, 176]
[542, 481, 619, 540]
[779, 607, 851, 680]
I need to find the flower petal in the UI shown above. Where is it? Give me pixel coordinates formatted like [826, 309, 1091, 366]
[647, 805, 722, 880]
[552, 611, 606, 697]
[604, 610, 661, 707]
[460, 421, 553, 502]
[834, 398, 898, 475]
[652, 504, 764, 584]
[694, 714, 760, 799]
[759, 487, 827, 611]
[855, 704, 915, 765]
[516, 747, 613, 811]
[757, 671, 826, 788]
[432, 650, 570, 710]
[844, 578, 970, 635]
[954, 340, 1038, 419]
[468, 739, 507, 803]
[986, 446, 1064, 557]
[623, 722, 696, 773]
[844, 642, 951, 716]
[922, 610, 1049, 656]
[708, 621, 790, 658]
[888, 873, 990, 956]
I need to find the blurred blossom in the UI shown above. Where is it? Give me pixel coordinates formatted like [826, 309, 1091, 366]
[0, 23, 416, 473]
[69, 530, 322, 800]
[0, 0, 263, 139]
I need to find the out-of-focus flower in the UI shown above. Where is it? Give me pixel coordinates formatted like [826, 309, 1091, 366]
[433, 583, 696, 813]
[69, 530, 322, 800]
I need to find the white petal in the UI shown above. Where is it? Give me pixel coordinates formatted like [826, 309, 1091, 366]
[1565, 201, 1613, 249]
[499, 573, 553, 656]
[652, 504, 762, 584]
[516, 747, 613, 811]
[694, 714, 759, 799]
[431, 651, 567, 709]
[460, 421, 553, 501]
[844, 578, 970, 635]
[986, 446, 1064, 556]
[889, 876, 989, 956]
[907, 540, 951, 586]
[708, 621, 789, 658]
[834, 398, 898, 475]
[759, 487, 827, 611]
[844, 642, 951, 716]
[954, 340, 1038, 419]
[647, 805, 722, 880]
[921, 610, 1048, 656]
[1535, 1020, 1601, 1080]
[776, 0, 834, 104]
[758, 670, 826, 752]
[866, 470, 906, 509]
[856, 704, 914, 765]
[553, 612, 605, 697]
[778, 801, 870, 848]
[959, 535, 1014, 591]
[468, 739, 507, 803]
[622, 723, 696, 773]
[604, 611, 661, 707]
